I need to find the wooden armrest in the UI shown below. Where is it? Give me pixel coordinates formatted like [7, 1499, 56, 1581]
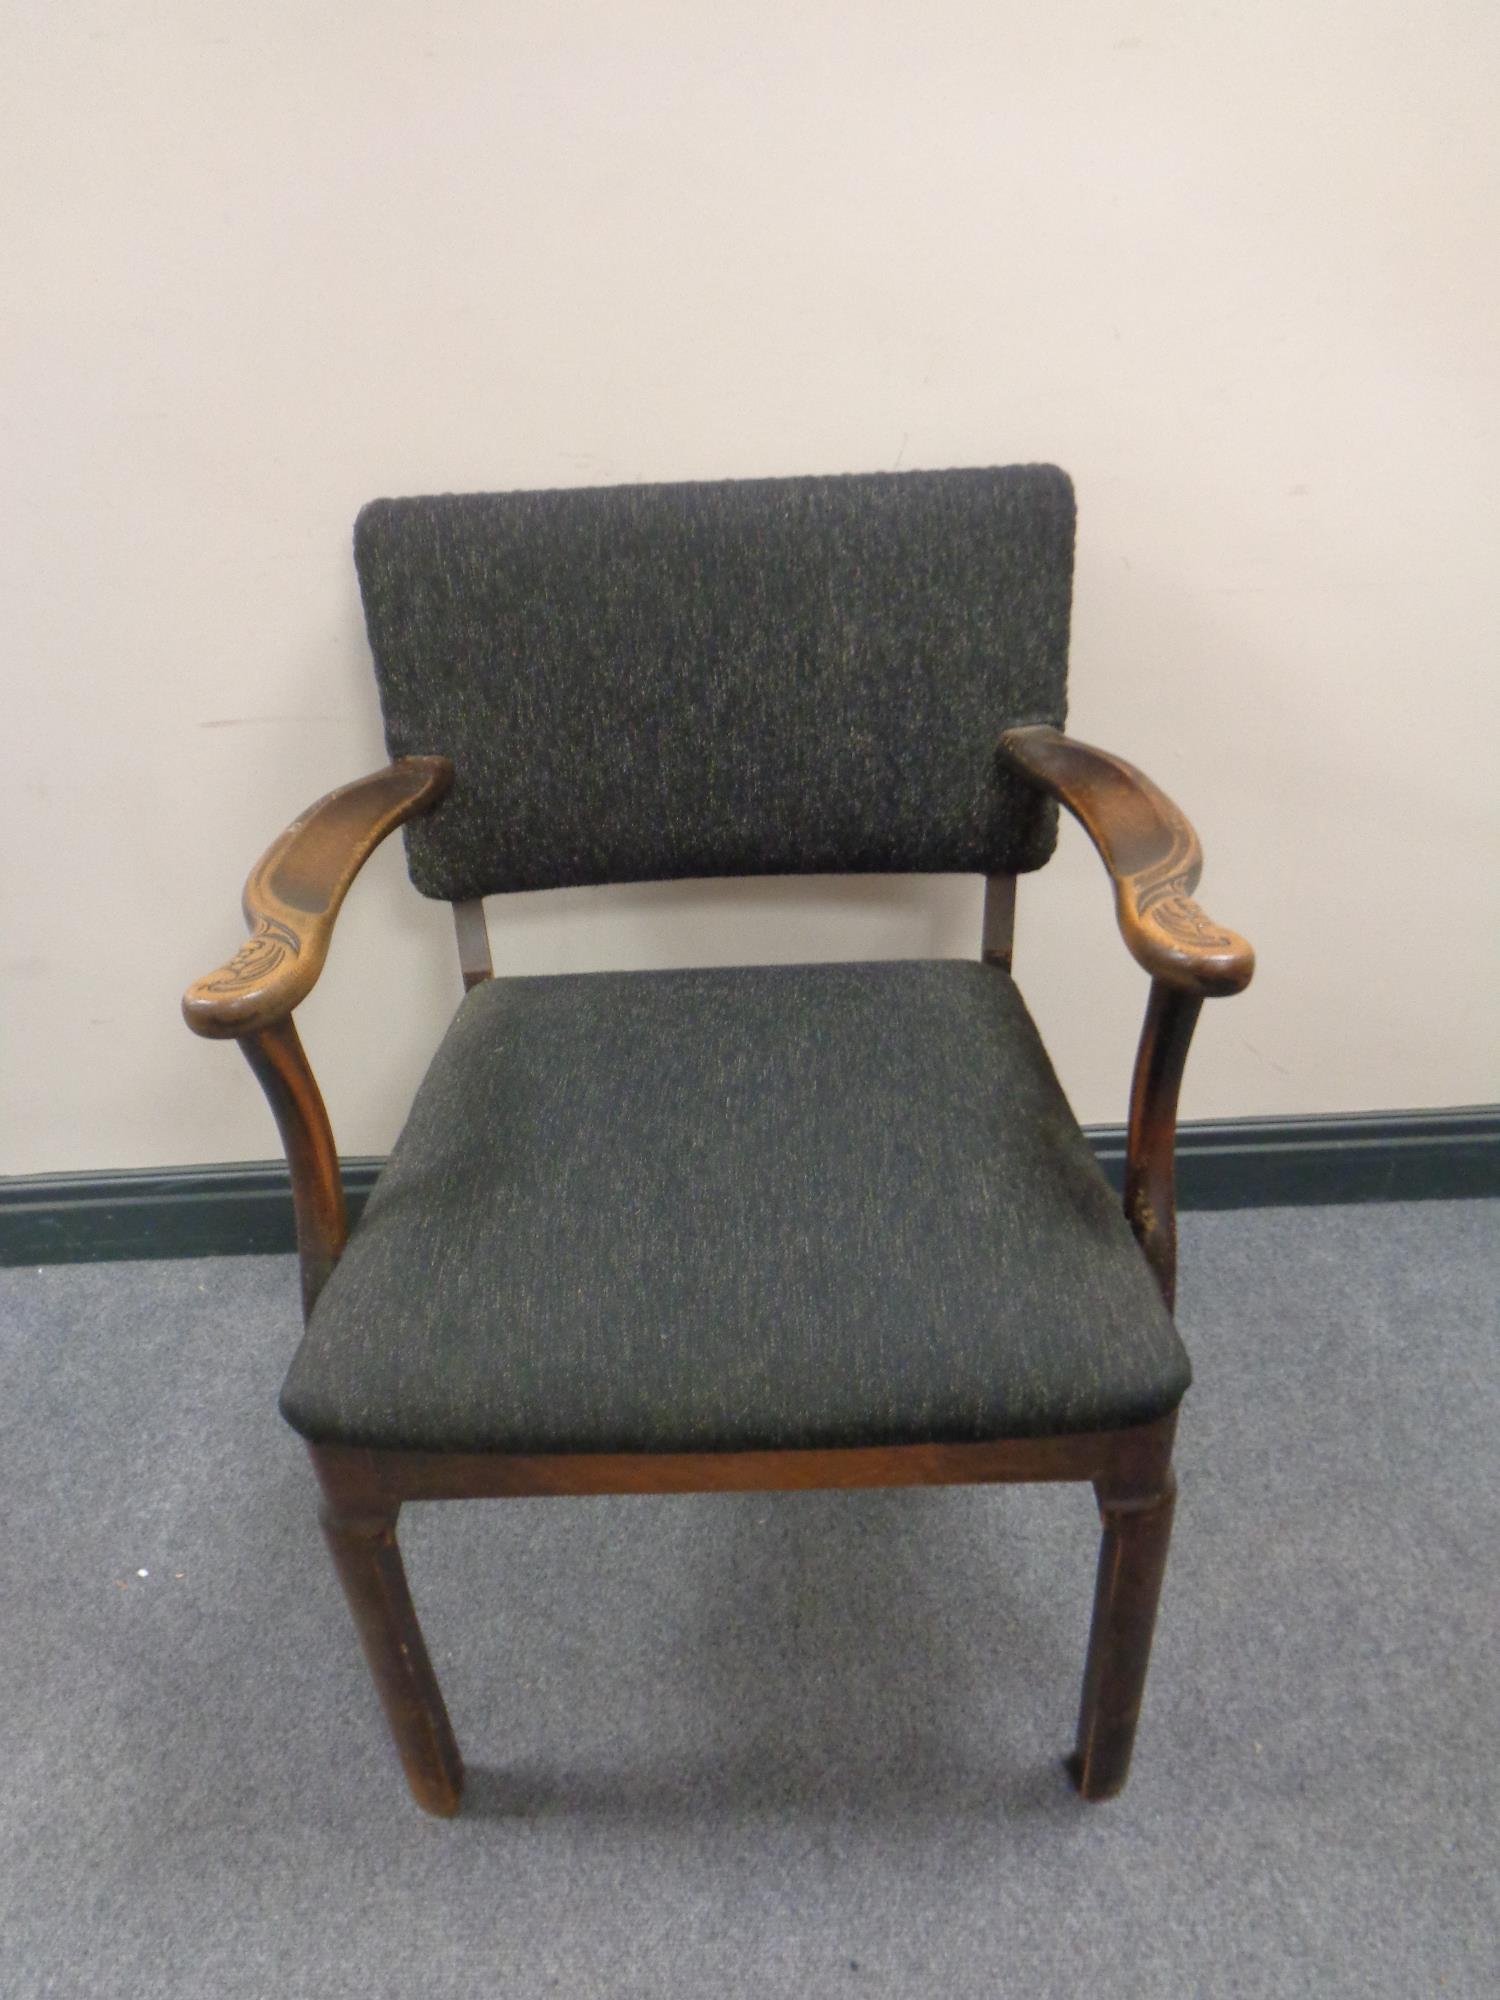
[998, 726, 1254, 998]
[182, 757, 452, 1040]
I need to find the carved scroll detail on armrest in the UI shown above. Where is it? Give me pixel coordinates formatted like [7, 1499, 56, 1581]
[999, 726, 1254, 997]
[195, 914, 304, 995]
[183, 756, 452, 1038]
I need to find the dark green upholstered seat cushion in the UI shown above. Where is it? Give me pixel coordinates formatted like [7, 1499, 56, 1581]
[280, 962, 1188, 1455]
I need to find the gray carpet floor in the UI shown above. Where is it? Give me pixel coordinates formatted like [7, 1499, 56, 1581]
[1, 1201, 1496, 1998]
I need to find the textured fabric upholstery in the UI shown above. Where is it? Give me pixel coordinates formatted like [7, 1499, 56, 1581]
[354, 465, 1075, 899]
[280, 962, 1187, 1455]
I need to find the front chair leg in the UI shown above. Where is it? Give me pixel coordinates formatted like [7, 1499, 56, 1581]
[1068, 1467, 1177, 1801]
[310, 1451, 464, 1816]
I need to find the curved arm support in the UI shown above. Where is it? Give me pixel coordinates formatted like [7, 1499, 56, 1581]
[242, 1017, 346, 1319]
[183, 755, 451, 1318]
[998, 726, 1254, 997]
[1125, 983, 1203, 1308]
[182, 756, 452, 1040]
[999, 725, 1255, 1305]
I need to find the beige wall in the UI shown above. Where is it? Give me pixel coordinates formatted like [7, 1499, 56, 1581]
[5, 2, 1498, 1176]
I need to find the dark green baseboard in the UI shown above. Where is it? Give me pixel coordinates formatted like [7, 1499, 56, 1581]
[2, 1109, 1496, 1267]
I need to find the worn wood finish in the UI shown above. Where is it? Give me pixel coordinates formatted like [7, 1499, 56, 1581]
[451, 899, 493, 990]
[981, 873, 1017, 969]
[312, 1448, 464, 1817]
[999, 723, 1254, 1303]
[184, 757, 450, 1313]
[1069, 1465, 1178, 1800]
[1126, 981, 1204, 1308]
[184, 728, 1235, 1818]
[182, 757, 452, 1040]
[999, 725, 1254, 997]
[240, 1018, 347, 1319]
[305, 1418, 1177, 1814]
[311, 1418, 1176, 1506]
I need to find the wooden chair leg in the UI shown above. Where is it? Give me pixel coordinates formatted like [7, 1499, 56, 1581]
[1067, 1466, 1177, 1801]
[311, 1458, 464, 1816]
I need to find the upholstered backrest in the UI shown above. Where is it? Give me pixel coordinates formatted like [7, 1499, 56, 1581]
[354, 464, 1075, 900]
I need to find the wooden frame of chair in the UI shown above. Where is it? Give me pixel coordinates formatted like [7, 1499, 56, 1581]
[184, 726, 1253, 1816]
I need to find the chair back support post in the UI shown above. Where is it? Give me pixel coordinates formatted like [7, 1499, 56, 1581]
[981, 874, 1017, 968]
[451, 899, 493, 990]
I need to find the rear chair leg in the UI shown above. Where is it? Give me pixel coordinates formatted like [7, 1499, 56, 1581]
[1068, 1467, 1177, 1801]
[311, 1453, 464, 1816]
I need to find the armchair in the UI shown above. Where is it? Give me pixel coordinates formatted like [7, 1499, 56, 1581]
[185, 466, 1252, 1816]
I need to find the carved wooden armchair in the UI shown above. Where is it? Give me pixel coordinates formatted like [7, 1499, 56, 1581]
[184, 467, 1252, 1816]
